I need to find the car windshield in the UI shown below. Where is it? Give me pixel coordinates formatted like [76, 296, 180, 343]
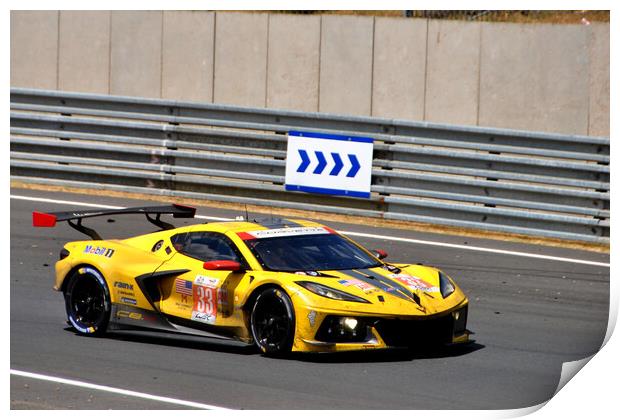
[245, 233, 380, 272]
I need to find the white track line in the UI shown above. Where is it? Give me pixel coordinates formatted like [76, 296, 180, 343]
[12, 194, 609, 268]
[338, 230, 610, 268]
[10, 369, 231, 410]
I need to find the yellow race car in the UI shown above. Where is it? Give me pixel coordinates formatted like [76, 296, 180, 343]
[33, 204, 470, 355]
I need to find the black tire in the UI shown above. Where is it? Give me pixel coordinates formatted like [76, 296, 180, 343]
[63, 267, 111, 336]
[250, 288, 296, 356]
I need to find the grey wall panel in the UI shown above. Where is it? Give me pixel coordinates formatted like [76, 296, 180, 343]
[267, 14, 321, 112]
[479, 22, 589, 135]
[319, 15, 374, 115]
[588, 23, 609, 137]
[425, 20, 480, 125]
[10, 11, 58, 89]
[58, 11, 110, 94]
[110, 11, 162, 98]
[372, 17, 426, 119]
[213, 12, 268, 107]
[162, 11, 214, 102]
[9, 11, 609, 137]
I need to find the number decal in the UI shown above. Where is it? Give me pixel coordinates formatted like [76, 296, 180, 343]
[194, 286, 213, 313]
[191, 285, 217, 324]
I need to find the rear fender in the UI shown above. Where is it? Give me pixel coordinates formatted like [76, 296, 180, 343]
[56, 240, 166, 311]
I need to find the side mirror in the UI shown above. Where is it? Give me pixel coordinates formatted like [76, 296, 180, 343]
[203, 260, 242, 271]
[372, 249, 388, 260]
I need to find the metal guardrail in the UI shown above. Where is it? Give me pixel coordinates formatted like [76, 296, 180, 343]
[10, 88, 610, 243]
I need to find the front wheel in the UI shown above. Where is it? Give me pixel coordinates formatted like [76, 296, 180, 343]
[64, 267, 111, 336]
[250, 288, 295, 356]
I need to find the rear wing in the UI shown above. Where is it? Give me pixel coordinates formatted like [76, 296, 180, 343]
[33, 204, 196, 240]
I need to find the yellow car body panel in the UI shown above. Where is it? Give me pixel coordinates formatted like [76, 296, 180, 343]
[51, 216, 470, 353]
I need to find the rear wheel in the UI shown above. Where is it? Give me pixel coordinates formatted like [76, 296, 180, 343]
[64, 267, 111, 336]
[250, 288, 295, 356]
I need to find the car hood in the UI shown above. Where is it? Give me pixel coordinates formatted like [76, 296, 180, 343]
[288, 264, 466, 317]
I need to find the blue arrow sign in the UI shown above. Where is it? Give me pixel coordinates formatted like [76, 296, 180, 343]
[285, 131, 374, 199]
[330, 153, 343, 176]
[296, 149, 310, 173]
[294, 149, 363, 177]
[347, 154, 361, 178]
[313, 151, 327, 174]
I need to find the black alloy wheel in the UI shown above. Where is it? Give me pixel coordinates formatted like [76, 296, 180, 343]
[250, 288, 295, 356]
[64, 267, 111, 336]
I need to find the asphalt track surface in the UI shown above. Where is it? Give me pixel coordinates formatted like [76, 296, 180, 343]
[10, 188, 610, 409]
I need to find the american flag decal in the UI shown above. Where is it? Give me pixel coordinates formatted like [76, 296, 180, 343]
[175, 279, 193, 296]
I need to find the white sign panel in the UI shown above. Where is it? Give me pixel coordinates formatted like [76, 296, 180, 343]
[284, 131, 374, 198]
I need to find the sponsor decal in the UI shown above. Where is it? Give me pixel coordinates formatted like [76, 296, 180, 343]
[217, 288, 228, 304]
[120, 297, 137, 305]
[116, 310, 156, 322]
[68, 314, 95, 334]
[343, 268, 420, 304]
[117, 310, 143, 320]
[390, 274, 439, 293]
[338, 279, 376, 292]
[192, 312, 215, 323]
[175, 301, 192, 310]
[240, 226, 331, 240]
[307, 311, 317, 327]
[385, 265, 401, 273]
[218, 287, 230, 316]
[114, 281, 134, 291]
[191, 284, 217, 324]
[175, 278, 193, 296]
[195, 274, 219, 287]
[84, 245, 115, 258]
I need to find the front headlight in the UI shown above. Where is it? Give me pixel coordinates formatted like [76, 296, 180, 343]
[439, 272, 455, 298]
[296, 281, 370, 303]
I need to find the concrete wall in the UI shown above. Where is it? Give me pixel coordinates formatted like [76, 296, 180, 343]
[10, 11, 609, 137]
[267, 14, 321, 111]
[319, 15, 374, 115]
[588, 23, 610, 137]
[162, 11, 214, 102]
[58, 11, 110, 93]
[110, 11, 163, 98]
[372, 17, 426, 120]
[11, 11, 58, 90]
[425, 20, 480, 125]
[479, 22, 590, 135]
[214, 13, 269, 107]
